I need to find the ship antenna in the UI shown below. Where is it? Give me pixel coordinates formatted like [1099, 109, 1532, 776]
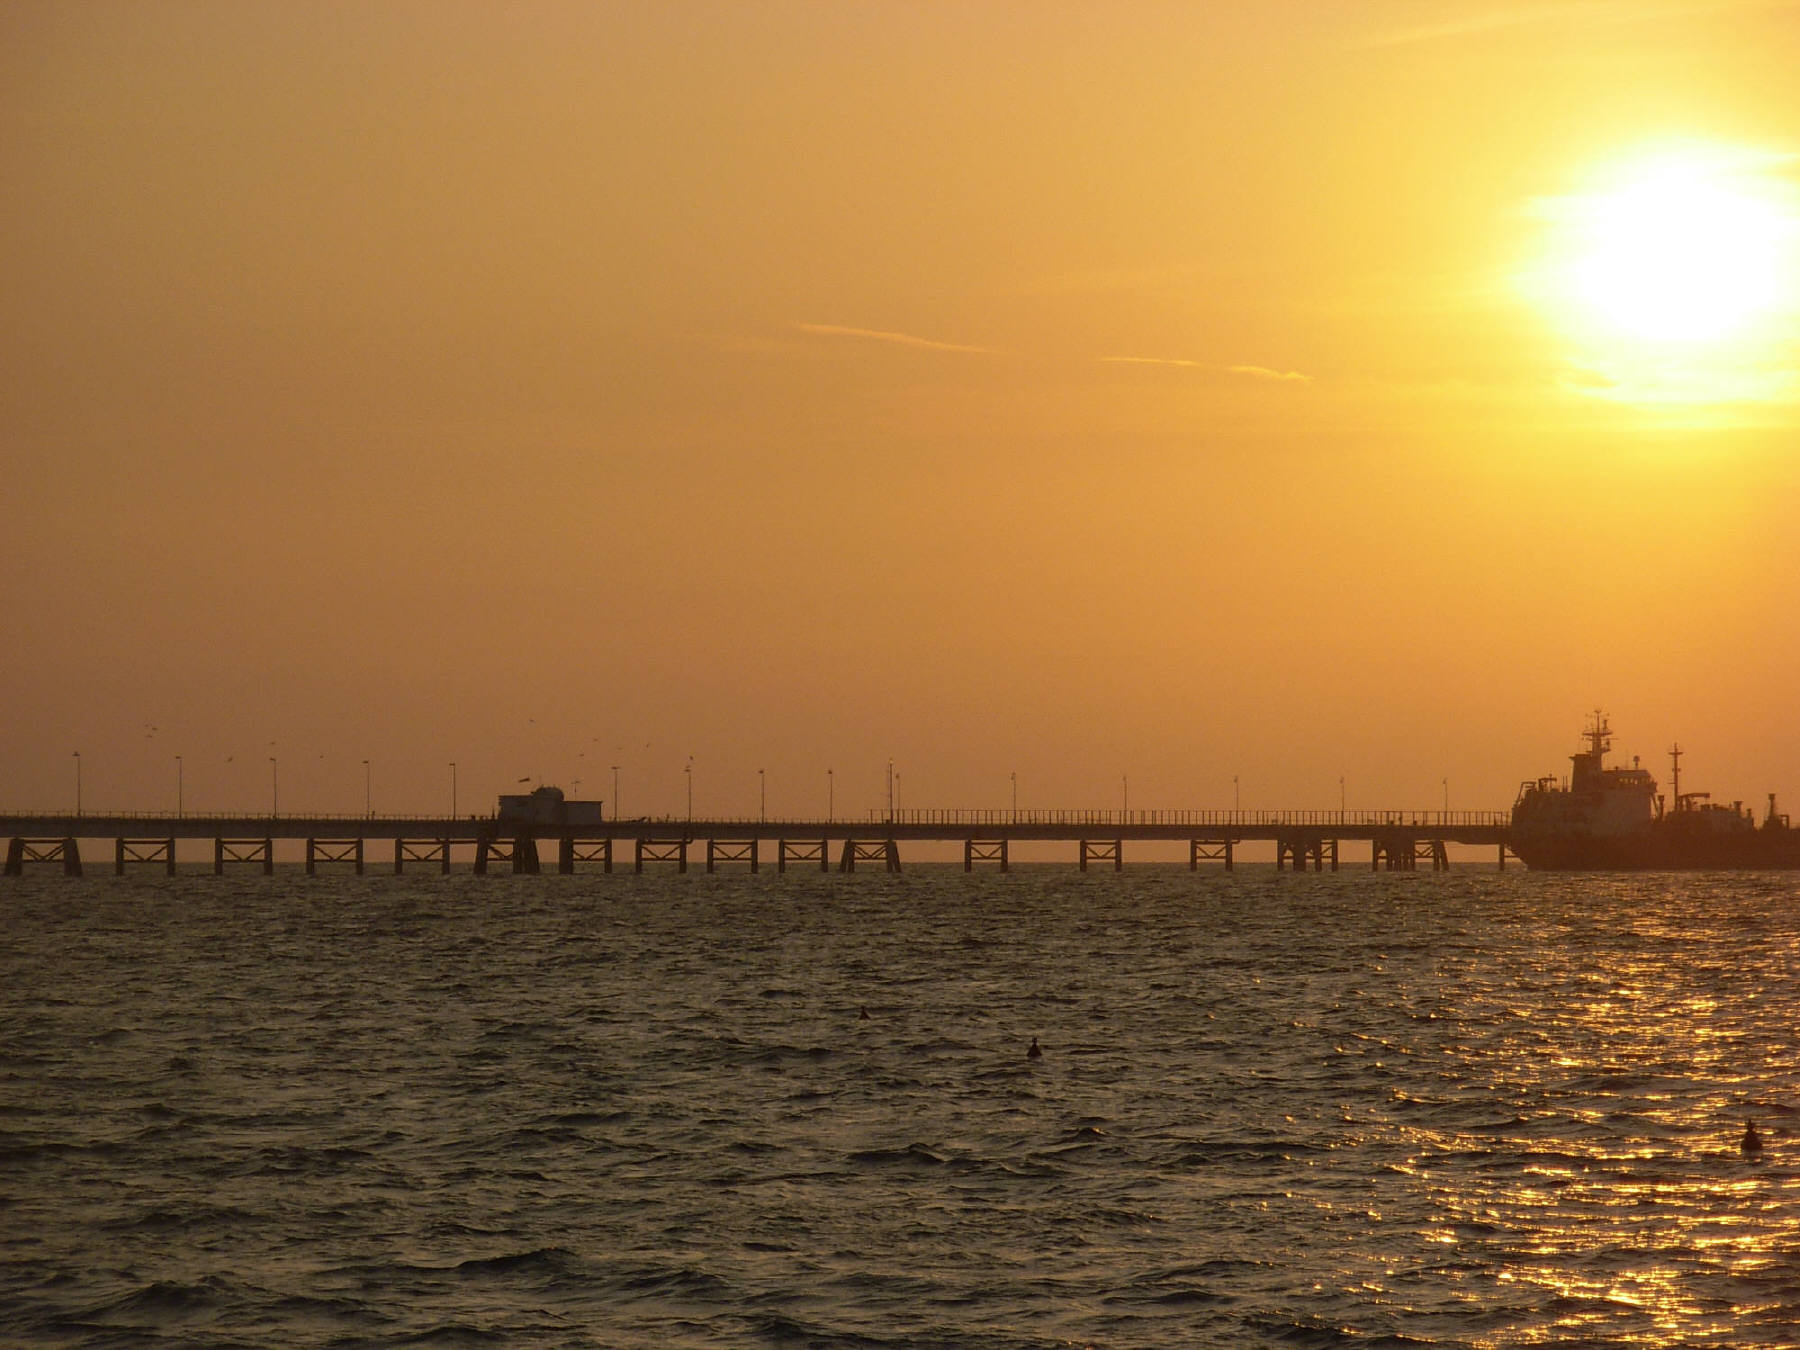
[1669, 742, 1682, 810]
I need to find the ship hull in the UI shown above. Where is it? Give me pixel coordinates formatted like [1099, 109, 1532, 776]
[1510, 831, 1800, 870]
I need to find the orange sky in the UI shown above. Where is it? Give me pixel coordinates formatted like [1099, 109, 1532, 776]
[5, 1, 1800, 821]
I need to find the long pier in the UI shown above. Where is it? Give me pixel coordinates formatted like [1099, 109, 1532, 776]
[2, 808, 1514, 876]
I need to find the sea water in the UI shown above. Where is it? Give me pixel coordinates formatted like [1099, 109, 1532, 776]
[4, 865, 1800, 1347]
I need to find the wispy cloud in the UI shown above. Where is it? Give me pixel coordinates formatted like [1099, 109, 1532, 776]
[1364, 3, 1596, 48]
[1226, 364, 1313, 383]
[1100, 355, 1208, 369]
[1364, 0, 1800, 48]
[796, 323, 1000, 355]
[1100, 356, 1312, 383]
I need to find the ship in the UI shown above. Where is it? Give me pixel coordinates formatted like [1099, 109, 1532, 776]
[1510, 712, 1800, 869]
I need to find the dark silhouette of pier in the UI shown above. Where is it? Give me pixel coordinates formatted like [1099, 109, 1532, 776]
[2, 807, 1514, 876]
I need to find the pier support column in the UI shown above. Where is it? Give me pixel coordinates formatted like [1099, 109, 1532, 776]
[558, 838, 613, 873]
[1190, 838, 1234, 870]
[1079, 839, 1122, 872]
[214, 838, 273, 875]
[1372, 837, 1416, 871]
[838, 840, 900, 873]
[475, 836, 542, 874]
[636, 839, 689, 872]
[6, 838, 83, 876]
[964, 839, 1008, 872]
[115, 838, 176, 876]
[706, 839, 759, 872]
[305, 839, 365, 875]
[778, 839, 829, 873]
[1188, 842, 1231, 871]
[1277, 836, 1325, 872]
[395, 838, 452, 874]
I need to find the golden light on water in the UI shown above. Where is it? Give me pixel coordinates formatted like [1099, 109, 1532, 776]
[1381, 903, 1800, 1348]
[1521, 145, 1800, 407]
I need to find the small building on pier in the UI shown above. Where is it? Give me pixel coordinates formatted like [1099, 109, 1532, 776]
[496, 785, 604, 828]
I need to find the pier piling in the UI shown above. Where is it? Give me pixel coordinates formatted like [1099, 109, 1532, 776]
[394, 838, 452, 874]
[1079, 839, 1123, 872]
[778, 839, 829, 873]
[214, 838, 273, 875]
[305, 838, 365, 875]
[115, 838, 176, 876]
[558, 837, 614, 873]
[635, 838, 690, 872]
[706, 839, 759, 872]
[964, 838, 1009, 872]
[1189, 838, 1234, 870]
[838, 839, 901, 873]
[6, 837, 82, 876]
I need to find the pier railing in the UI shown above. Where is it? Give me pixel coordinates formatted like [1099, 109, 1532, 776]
[0, 807, 1509, 830]
[863, 808, 1509, 829]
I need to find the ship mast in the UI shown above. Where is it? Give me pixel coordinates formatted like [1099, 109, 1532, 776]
[1669, 742, 1683, 810]
[1585, 709, 1611, 762]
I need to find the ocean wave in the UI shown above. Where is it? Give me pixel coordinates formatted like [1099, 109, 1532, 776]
[453, 1246, 583, 1279]
[11, 869, 1800, 1346]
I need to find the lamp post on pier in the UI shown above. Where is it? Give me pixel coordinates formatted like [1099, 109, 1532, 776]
[176, 755, 183, 818]
[363, 759, 372, 817]
[73, 750, 81, 817]
[1011, 770, 1017, 824]
[827, 768, 834, 823]
[759, 768, 766, 823]
[685, 762, 693, 820]
[611, 765, 620, 818]
[450, 761, 457, 817]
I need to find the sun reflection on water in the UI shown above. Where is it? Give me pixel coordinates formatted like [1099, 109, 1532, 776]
[1375, 880, 1800, 1346]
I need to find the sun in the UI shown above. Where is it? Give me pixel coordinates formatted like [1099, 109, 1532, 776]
[1523, 144, 1800, 404]
[1560, 151, 1795, 343]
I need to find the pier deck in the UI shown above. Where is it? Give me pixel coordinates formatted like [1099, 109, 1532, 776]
[3, 809, 1512, 874]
